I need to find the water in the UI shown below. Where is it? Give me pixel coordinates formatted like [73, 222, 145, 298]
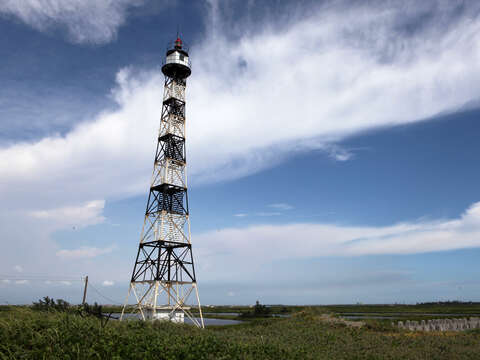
[343, 315, 394, 320]
[187, 317, 242, 326]
[204, 312, 240, 316]
[203, 312, 290, 318]
[107, 313, 242, 326]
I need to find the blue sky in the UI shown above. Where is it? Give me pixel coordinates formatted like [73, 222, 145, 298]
[1, 0, 480, 305]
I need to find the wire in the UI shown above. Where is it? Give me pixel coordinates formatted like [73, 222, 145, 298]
[0, 274, 83, 282]
[1, 274, 123, 306]
[87, 282, 123, 305]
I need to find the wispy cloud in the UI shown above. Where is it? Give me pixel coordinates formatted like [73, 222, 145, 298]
[255, 212, 282, 217]
[2, 0, 480, 209]
[29, 200, 105, 230]
[235, 204, 293, 218]
[268, 203, 294, 211]
[102, 280, 115, 286]
[234, 213, 248, 218]
[323, 144, 354, 162]
[0, 0, 147, 44]
[195, 202, 480, 280]
[56, 245, 116, 259]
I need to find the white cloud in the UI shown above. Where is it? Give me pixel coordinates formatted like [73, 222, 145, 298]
[195, 202, 480, 280]
[1, 1, 480, 209]
[60, 281, 72, 286]
[13, 265, 23, 273]
[29, 200, 105, 230]
[235, 204, 293, 217]
[56, 245, 116, 259]
[322, 144, 354, 162]
[0, 0, 146, 44]
[102, 280, 115, 286]
[234, 213, 248, 217]
[15, 280, 29, 285]
[255, 212, 281, 217]
[268, 203, 294, 211]
[1, 280, 11, 284]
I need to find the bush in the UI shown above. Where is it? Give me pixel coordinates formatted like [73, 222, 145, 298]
[32, 297, 70, 312]
[2, 305, 480, 359]
[240, 301, 271, 318]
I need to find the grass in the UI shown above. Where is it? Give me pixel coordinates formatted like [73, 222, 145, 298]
[1, 306, 480, 359]
[102, 304, 298, 316]
[320, 303, 480, 315]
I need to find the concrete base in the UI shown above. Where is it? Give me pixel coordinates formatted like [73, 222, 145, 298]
[397, 317, 480, 331]
[145, 308, 185, 323]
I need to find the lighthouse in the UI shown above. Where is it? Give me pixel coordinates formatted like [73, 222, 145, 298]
[120, 37, 204, 328]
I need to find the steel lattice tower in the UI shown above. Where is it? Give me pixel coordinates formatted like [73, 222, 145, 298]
[120, 37, 204, 328]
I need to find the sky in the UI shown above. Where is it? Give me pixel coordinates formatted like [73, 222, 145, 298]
[1, 0, 480, 306]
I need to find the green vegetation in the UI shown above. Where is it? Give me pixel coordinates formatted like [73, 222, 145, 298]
[314, 303, 480, 323]
[1, 305, 480, 359]
[32, 296, 71, 312]
[239, 300, 271, 319]
[320, 302, 480, 315]
[31, 297, 115, 328]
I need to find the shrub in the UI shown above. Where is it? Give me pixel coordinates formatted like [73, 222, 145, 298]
[32, 297, 70, 312]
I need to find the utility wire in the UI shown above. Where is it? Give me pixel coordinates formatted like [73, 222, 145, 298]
[0, 274, 83, 282]
[1, 274, 122, 306]
[0, 278, 83, 282]
[87, 282, 123, 305]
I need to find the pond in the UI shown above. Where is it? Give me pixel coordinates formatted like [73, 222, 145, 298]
[107, 313, 243, 326]
[342, 315, 394, 320]
[203, 312, 290, 318]
[188, 317, 242, 326]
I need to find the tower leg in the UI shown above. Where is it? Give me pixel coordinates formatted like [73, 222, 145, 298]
[153, 281, 159, 319]
[120, 283, 132, 321]
[194, 283, 205, 329]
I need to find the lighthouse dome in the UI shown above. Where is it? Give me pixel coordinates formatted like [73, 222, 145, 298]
[162, 37, 191, 79]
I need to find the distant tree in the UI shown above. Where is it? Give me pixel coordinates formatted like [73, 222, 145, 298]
[239, 301, 272, 318]
[416, 300, 480, 306]
[32, 296, 70, 312]
[254, 300, 270, 316]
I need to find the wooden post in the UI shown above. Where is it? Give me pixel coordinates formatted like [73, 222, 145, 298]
[82, 276, 88, 305]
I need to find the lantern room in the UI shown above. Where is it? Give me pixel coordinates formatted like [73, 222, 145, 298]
[162, 37, 191, 79]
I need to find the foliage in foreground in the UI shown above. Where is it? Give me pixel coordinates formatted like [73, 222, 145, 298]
[32, 297, 71, 312]
[31, 297, 114, 328]
[1, 307, 480, 359]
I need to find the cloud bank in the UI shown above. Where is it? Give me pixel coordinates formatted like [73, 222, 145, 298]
[195, 202, 480, 280]
[0, 0, 145, 44]
[56, 245, 116, 259]
[29, 200, 106, 230]
[2, 1, 480, 210]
